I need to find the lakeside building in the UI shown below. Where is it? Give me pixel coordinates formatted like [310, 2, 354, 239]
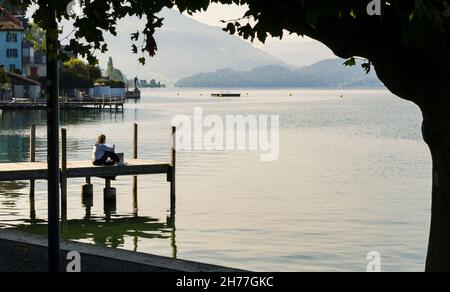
[0, 6, 23, 72]
[0, 6, 45, 101]
[1, 6, 126, 103]
[22, 42, 47, 79]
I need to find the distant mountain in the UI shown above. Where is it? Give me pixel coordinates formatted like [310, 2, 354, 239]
[257, 39, 336, 67]
[175, 59, 385, 88]
[98, 9, 286, 84]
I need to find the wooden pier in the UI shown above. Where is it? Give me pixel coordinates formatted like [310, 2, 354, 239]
[0, 98, 125, 111]
[0, 124, 176, 218]
[0, 159, 172, 181]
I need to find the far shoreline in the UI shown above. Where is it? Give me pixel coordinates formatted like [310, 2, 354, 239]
[169, 87, 387, 90]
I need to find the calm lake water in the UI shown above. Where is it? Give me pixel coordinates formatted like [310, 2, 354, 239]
[0, 89, 431, 272]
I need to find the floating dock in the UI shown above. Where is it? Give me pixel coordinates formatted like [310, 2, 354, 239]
[125, 90, 141, 99]
[211, 93, 241, 97]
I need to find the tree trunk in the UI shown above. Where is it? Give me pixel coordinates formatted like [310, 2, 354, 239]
[423, 106, 450, 272]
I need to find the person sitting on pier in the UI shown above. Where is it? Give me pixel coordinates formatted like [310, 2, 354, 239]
[92, 134, 126, 166]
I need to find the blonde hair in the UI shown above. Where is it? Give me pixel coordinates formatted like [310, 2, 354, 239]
[97, 134, 106, 144]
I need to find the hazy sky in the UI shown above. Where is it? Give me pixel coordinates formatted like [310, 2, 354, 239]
[188, 3, 323, 46]
[188, 3, 247, 26]
[48, 2, 336, 78]
[186, 3, 336, 67]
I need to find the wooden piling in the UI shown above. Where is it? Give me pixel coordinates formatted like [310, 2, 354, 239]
[104, 179, 116, 200]
[82, 177, 93, 220]
[61, 128, 68, 218]
[132, 123, 138, 215]
[104, 178, 117, 214]
[30, 125, 36, 163]
[82, 176, 93, 197]
[169, 126, 176, 214]
[29, 124, 36, 221]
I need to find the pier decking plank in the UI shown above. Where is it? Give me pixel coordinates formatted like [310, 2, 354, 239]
[0, 159, 171, 181]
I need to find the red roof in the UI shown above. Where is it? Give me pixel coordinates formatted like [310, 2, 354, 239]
[7, 72, 42, 86]
[0, 6, 23, 31]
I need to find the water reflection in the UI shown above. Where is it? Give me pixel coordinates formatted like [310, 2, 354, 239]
[0, 181, 27, 209]
[16, 211, 177, 256]
[14, 186, 178, 256]
[0, 129, 30, 162]
[0, 90, 432, 271]
[0, 106, 180, 257]
[0, 181, 41, 227]
[0, 110, 45, 130]
[0, 109, 124, 131]
[0, 109, 124, 163]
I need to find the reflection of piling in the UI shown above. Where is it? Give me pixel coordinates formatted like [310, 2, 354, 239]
[29, 125, 36, 221]
[132, 123, 138, 216]
[167, 214, 177, 259]
[168, 126, 176, 215]
[82, 177, 93, 219]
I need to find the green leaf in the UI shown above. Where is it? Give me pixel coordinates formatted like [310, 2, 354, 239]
[131, 44, 138, 54]
[224, 23, 236, 35]
[131, 31, 140, 41]
[362, 62, 372, 74]
[343, 57, 356, 67]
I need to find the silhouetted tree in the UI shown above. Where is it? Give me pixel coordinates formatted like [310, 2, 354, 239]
[25, 23, 46, 51]
[105, 57, 125, 82]
[60, 58, 102, 89]
[0, 66, 9, 86]
[12, 0, 450, 271]
[217, 0, 450, 272]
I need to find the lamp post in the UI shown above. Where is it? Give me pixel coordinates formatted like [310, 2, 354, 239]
[46, 5, 60, 273]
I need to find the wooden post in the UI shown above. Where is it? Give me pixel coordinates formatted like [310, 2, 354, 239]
[133, 123, 138, 160]
[132, 123, 138, 215]
[81, 176, 93, 216]
[82, 176, 93, 196]
[169, 126, 176, 215]
[61, 128, 67, 219]
[29, 124, 36, 221]
[81, 177, 93, 216]
[30, 125, 36, 163]
[104, 178, 117, 214]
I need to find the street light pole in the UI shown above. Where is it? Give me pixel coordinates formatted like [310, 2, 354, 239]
[46, 5, 60, 273]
